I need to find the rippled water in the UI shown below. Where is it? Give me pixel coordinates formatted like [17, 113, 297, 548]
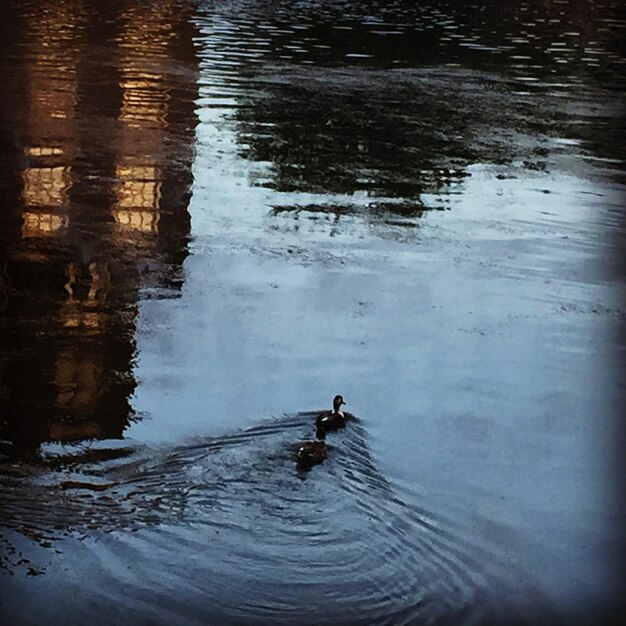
[1, 415, 538, 625]
[1, 0, 625, 624]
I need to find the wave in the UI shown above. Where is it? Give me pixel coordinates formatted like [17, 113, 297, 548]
[0, 413, 546, 625]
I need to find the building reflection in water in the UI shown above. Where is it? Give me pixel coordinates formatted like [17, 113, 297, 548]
[0, 0, 198, 452]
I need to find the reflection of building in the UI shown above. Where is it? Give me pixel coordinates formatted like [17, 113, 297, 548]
[0, 0, 198, 450]
[17, 2, 78, 247]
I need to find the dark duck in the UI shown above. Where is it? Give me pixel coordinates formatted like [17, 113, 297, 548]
[296, 424, 327, 467]
[316, 394, 347, 431]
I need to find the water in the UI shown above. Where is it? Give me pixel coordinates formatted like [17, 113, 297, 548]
[1, 1, 625, 624]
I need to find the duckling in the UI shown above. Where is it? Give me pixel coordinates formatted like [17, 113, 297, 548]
[296, 424, 327, 466]
[316, 394, 346, 431]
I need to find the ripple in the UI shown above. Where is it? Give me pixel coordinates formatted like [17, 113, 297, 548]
[1, 413, 537, 624]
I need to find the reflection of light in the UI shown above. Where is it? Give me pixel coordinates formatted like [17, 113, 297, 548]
[115, 180, 162, 209]
[112, 209, 160, 233]
[117, 164, 159, 181]
[22, 166, 71, 206]
[25, 2, 81, 123]
[26, 146, 64, 157]
[113, 160, 161, 233]
[30, 76, 77, 121]
[62, 311, 103, 331]
[116, 4, 174, 128]
[115, 163, 161, 209]
[21, 211, 68, 237]
[115, 165, 161, 209]
[119, 73, 168, 127]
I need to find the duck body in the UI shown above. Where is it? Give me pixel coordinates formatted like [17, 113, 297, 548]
[316, 410, 346, 431]
[315, 394, 347, 432]
[296, 423, 327, 467]
[296, 439, 327, 466]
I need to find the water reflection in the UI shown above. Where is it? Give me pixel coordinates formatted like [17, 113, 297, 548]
[0, 0, 198, 451]
[0, 1, 624, 623]
[199, 0, 625, 80]
[192, 0, 625, 234]
[236, 68, 474, 207]
[0, 414, 545, 625]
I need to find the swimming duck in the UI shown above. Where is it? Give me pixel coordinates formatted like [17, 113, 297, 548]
[296, 424, 327, 466]
[316, 394, 346, 431]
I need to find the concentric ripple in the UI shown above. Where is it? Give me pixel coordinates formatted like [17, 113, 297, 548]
[0, 414, 546, 624]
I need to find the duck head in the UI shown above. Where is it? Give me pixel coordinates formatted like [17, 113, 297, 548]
[332, 394, 345, 415]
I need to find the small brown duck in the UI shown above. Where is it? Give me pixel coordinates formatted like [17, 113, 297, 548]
[296, 424, 327, 466]
[316, 394, 346, 431]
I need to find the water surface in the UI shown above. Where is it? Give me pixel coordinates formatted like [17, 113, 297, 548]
[1, 1, 625, 624]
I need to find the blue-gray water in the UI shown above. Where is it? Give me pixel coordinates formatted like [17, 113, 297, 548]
[1, 1, 625, 624]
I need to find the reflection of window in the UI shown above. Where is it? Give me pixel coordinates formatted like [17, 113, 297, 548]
[115, 164, 161, 209]
[112, 161, 161, 233]
[22, 165, 71, 206]
[21, 211, 68, 237]
[116, 180, 162, 209]
[26, 146, 64, 157]
[62, 311, 103, 331]
[119, 74, 168, 127]
[112, 209, 160, 232]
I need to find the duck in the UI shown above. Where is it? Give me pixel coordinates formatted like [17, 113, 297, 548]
[296, 424, 327, 467]
[316, 394, 347, 431]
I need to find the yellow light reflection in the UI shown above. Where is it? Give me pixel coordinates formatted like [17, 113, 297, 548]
[112, 160, 161, 233]
[62, 311, 103, 331]
[119, 74, 169, 127]
[26, 146, 64, 157]
[22, 165, 71, 207]
[112, 209, 160, 233]
[25, 1, 81, 128]
[116, 3, 175, 129]
[21, 211, 68, 237]
[115, 180, 162, 209]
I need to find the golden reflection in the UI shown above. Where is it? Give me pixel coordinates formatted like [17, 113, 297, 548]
[24, 1, 81, 137]
[60, 262, 108, 334]
[53, 260, 110, 431]
[62, 311, 104, 331]
[26, 146, 64, 157]
[21, 211, 68, 237]
[3, 0, 198, 451]
[112, 209, 160, 233]
[112, 160, 161, 233]
[119, 74, 169, 127]
[117, 8, 173, 128]
[115, 163, 162, 209]
[20, 0, 79, 239]
[21, 165, 72, 207]
[63, 262, 110, 305]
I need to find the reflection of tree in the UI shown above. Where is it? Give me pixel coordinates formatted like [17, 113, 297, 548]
[206, 0, 626, 222]
[0, 0, 198, 452]
[235, 71, 476, 223]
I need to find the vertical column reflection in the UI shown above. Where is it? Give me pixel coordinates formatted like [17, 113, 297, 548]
[0, 0, 198, 451]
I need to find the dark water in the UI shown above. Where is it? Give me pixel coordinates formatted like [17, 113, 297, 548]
[1, 1, 625, 624]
